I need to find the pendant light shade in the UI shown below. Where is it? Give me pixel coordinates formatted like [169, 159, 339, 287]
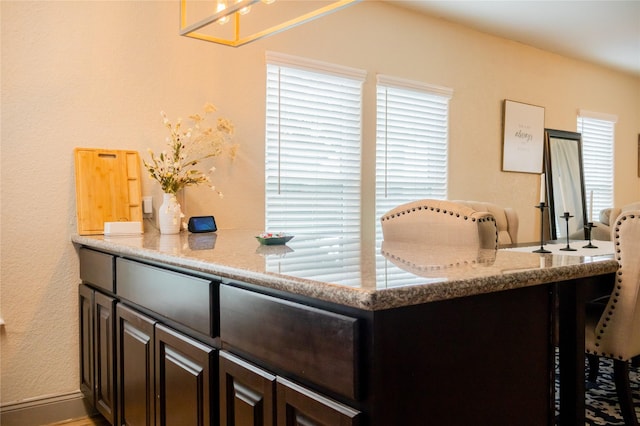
[180, 0, 360, 47]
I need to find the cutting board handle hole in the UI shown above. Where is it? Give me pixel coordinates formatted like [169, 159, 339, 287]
[98, 153, 117, 158]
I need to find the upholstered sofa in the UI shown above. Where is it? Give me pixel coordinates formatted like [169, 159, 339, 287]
[592, 202, 640, 241]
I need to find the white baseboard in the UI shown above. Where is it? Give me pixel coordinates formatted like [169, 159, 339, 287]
[0, 391, 96, 426]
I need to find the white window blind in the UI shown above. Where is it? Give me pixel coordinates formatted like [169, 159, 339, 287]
[578, 110, 616, 222]
[375, 75, 453, 238]
[265, 52, 365, 238]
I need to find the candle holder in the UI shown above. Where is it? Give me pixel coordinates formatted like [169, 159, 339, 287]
[583, 222, 598, 249]
[533, 202, 551, 253]
[560, 212, 577, 251]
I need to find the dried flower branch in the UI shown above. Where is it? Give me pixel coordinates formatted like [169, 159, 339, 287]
[144, 103, 238, 196]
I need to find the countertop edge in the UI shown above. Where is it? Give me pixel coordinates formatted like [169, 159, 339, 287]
[72, 234, 619, 311]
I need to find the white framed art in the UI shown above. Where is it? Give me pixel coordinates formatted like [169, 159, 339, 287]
[501, 100, 545, 173]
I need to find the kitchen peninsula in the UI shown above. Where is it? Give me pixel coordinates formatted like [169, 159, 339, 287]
[72, 229, 617, 426]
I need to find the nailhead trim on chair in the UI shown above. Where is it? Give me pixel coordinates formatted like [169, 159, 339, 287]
[380, 203, 498, 225]
[591, 213, 636, 359]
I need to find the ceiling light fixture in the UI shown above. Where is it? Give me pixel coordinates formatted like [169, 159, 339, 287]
[180, 0, 360, 47]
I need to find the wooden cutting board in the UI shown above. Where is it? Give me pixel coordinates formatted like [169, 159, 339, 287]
[74, 148, 143, 235]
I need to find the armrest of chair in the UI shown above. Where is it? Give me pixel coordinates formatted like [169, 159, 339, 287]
[599, 207, 621, 226]
[504, 207, 519, 244]
[451, 200, 518, 245]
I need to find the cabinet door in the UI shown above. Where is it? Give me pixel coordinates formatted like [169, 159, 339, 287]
[117, 304, 156, 426]
[79, 284, 94, 403]
[219, 351, 276, 426]
[95, 291, 117, 424]
[155, 324, 216, 426]
[276, 377, 360, 426]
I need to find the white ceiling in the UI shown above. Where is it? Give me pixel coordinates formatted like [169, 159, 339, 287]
[389, 0, 640, 77]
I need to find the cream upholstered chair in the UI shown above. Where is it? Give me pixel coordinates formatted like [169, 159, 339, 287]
[452, 200, 519, 246]
[585, 210, 640, 426]
[380, 199, 498, 250]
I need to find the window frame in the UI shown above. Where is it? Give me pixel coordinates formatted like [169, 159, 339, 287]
[264, 52, 366, 238]
[577, 109, 617, 222]
[374, 74, 453, 239]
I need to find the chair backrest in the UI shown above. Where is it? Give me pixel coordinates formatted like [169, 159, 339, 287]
[588, 211, 640, 360]
[453, 200, 519, 245]
[380, 199, 498, 250]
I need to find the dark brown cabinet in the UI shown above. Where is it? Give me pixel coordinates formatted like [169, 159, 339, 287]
[219, 285, 359, 401]
[80, 248, 217, 426]
[95, 291, 117, 424]
[76, 236, 567, 426]
[79, 284, 117, 425]
[116, 304, 156, 426]
[276, 377, 360, 426]
[80, 248, 360, 426]
[155, 324, 216, 426]
[79, 284, 94, 403]
[219, 350, 276, 426]
[219, 350, 360, 426]
[115, 304, 216, 426]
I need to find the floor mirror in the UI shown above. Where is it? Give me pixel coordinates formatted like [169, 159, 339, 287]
[544, 129, 587, 240]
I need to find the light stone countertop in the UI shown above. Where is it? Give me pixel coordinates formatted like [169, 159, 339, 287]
[72, 229, 618, 311]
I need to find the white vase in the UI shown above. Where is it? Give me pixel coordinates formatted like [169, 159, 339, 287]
[158, 193, 182, 234]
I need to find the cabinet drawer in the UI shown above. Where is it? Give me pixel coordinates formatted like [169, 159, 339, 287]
[116, 258, 215, 337]
[220, 285, 359, 400]
[79, 248, 114, 292]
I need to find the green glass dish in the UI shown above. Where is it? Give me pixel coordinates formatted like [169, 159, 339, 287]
[255, 235, 294, 245]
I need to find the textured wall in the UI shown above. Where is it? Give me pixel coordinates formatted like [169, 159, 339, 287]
[1, 0, 639, 408]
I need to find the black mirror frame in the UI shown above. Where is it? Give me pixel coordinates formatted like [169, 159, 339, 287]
[543, 129, 588, 240]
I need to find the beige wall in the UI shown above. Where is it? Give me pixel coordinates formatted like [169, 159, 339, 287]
[1, 0, 639, 407]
